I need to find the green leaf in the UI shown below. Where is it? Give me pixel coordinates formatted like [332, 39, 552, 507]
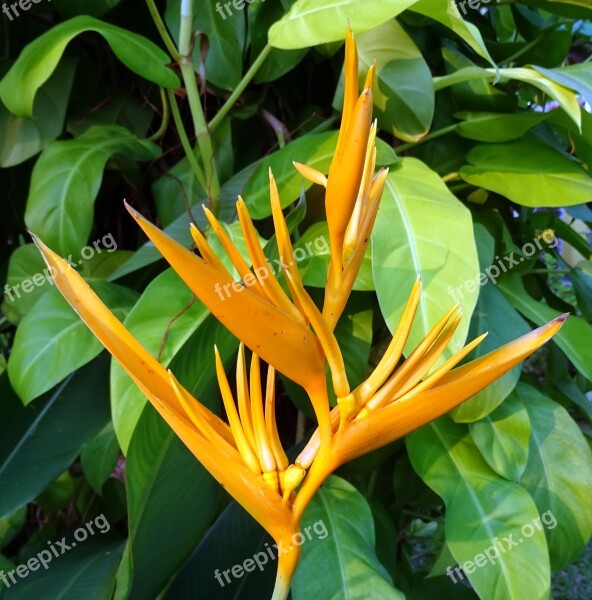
[435, 66, 581, 127]
[357, 19, 434, 142]
[4, 539, 124, 600]
[165, 0, 245, 91]
[497, 67, 582, 128]
[407, 418, 551, 600]
[534, 64, 592, 106]
[460, 139, 592, 207]
[164, 501, 276, 599]
[518, 383, 592, 568]
[292, 476, 404, 600]
[110, 269, 208, 451]
[410, 0, 496, 68]
[4, 245, 54, 319]
[0, 15, 179, 118]
[81, 424, 120, 494]
[469, 391, 531, 481]
[268, 0, 421, 49]
[8, 282, 137, 405]
[455, 111, 549, 142]
[24, 125, 159, 257]
[372, 158, 479, 361]
[498, 275, 592, 382]
[440, 48, 514, 113]
[116, 406, 219, 600]
[0, 508, 26, 551]
[0, 60, 76, 168]
[451, 283, 530, 422]
[0, 357, 110, 519]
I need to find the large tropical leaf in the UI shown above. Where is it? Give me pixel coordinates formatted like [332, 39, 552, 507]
[372, 158, 480, 360]
[407, 417, 551, 600]
[0, 16, 178, 118]
[292, 476, 405, 600]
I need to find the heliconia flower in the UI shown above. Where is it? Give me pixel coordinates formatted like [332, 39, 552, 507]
[29, 233, 306, 599]
[289, 277, 567, 517]
[294, 26, 386, 331]
[121, 170, 355, 444]
[29, 25, 568, 600]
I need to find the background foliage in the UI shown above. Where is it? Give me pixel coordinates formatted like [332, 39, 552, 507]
[1, 0, 592, 598]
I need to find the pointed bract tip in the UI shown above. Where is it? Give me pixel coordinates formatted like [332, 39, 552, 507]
[124, 201, 140, 219]
[556, 312, 570, 323]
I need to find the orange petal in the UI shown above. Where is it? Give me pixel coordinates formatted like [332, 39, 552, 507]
[124, 202, 326, 391]
[326, 88, 373, 275]
[333, 316, 566, 464]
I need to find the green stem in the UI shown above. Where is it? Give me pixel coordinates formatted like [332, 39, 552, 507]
[208, 44, 273, 133]
[167, 89, 206, 189]
[502, 31, 547, 66]
[396, 123, 458, 152]
[271, 574, 291, 600]
[145, 0, 180, 62]
[149, 88, 170, 141]
[179, 0, 220, 215]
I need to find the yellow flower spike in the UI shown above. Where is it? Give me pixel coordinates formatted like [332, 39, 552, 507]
[364, 62, 376, 90]
[284, 269, 350, 398]
[249, 353, 277, 474]
[337, 393, 356, 430]
[363, 303, 462, 414]
[124, 201, 327, 394]
[331, 316, 567, 466]
[236, 343, 257, 452]
[235, 197, 305, 324]
[282, 464, 307, 502]
[355, 276, 422, 404]
[268, 170, 300, 284]
[336, 23, 359, 152]
[31, 233, 296, 556]
[381, 307, 464, 403]
[396, 332, 488, 403]
[215, 346, 262, 475]
[343, 121, 378, 259]
[202, 205, 268, 300]
[189, 223, 226, 271]
[265, 366, 289, 472]
[168, 371, 240, 459]
[325, 87, 373, 280]
[293, 162, 328, 188]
